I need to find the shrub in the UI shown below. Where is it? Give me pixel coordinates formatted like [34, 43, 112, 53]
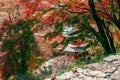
[1, 19, 41, 79]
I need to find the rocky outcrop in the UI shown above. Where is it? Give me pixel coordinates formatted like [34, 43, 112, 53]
[111, 66, 120, 80]
[45, 53, 120, 80]
[33, 55, 75, 79]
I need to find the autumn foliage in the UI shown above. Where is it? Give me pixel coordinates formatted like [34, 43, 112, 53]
[0, 0, 120, 79]
[0, 0, 114, 26]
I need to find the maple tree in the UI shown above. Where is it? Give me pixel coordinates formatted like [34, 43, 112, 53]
[88, 0, 120, 54]
[4, 0, 119, 54]
[31, 0, 118, 54]
[0, 0, 22, 21]
[0, 0, 120, 79]
[0, 1, 41, 79]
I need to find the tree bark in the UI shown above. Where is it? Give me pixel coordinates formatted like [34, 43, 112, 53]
[88, 0, 116, 54]
[110, 0, 120, 30]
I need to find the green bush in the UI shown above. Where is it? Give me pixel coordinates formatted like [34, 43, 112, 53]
[1, 19, 41, 79]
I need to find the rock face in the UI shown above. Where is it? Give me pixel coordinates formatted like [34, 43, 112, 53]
[103, 55, 120, 62]
[33, 55, 75, 79]
[111, 66, 120, 80]
[45, 54, 120, 80]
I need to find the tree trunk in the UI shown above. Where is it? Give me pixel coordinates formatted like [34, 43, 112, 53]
[88, 0, 116, 54]
[110, 0, 120, 30]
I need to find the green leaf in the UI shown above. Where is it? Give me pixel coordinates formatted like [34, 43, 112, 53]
[68, 15, 79, 24]
[45, 32, 56, 38]
[54, 23, 63, 32]
[52, 41, 60, 48]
